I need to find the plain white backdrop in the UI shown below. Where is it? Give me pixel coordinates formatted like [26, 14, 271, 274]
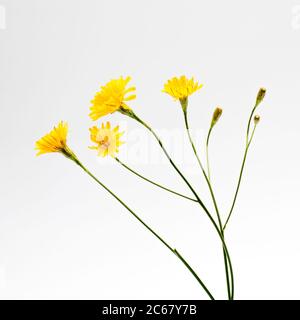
[1, 0, 300, 299]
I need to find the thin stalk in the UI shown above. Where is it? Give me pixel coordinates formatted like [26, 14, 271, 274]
[183, 110, 233, 300]
[206, 125, 232, 300]
[223, 100, 258, 231]
[206, 126, 213, 182]
[246, 104, 258, 143]
[183, 112, 222, 228]
[223, 124, 257, 231]
[206, 123, 232, 300]
[71, 157, 215, 300]
[131, 113, 234, 300]
[115, 157, 197, 203]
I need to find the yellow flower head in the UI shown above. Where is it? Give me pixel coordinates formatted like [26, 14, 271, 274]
[163, 76, 203, 110]
[89, 76, 136, 121]
[89, 122, 124, 157]
[35, 121, 73, 157]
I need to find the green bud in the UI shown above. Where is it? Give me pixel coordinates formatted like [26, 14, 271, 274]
[256, 88, 266, 106]
[254, 115, 260, 124]
[211, 107, 223, 127]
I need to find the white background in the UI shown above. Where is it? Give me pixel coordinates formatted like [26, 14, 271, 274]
[1, 0, 300, 299]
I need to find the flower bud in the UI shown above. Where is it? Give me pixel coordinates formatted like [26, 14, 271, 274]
[256, 88, 266, 106]
[211, 107, 223, 127]
[254, 115, 260, 124]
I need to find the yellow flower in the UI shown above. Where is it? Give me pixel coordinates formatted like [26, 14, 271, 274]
[163, 76, 203, 110]
[89, 76, 136, 121]
[89, 122, 124, 157]
[35, 121, 74, 157]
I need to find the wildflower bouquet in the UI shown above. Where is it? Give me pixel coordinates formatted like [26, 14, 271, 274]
[35, 76, 266, 300]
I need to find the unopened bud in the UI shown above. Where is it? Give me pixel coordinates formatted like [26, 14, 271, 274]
[211, 107, 223, 127]
[254, 115, 260, 124]
[256, 88, 266, 106]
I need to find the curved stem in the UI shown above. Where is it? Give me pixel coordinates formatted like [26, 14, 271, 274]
[131, 113, 234, 300]
[246, 104, 258, 144]
[71, 157, 215, 300]
[115, 157, 197, 203]
[206, 127, 213, 182]
[206, 126, 232, 300]
[183, 110, 233, 300]
[249, 124, 257, 145]
[206, 124, 231, 300]
[223, 124, 257, 231]
[183, 112, 222, 230]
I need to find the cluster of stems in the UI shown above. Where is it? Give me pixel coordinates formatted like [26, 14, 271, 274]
[66, 89, 264, 300]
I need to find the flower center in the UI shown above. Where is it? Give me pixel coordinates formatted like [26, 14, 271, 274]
[99, 136, 110, 148]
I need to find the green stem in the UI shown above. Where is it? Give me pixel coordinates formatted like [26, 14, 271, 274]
[206, 125, 232, 300]
[223, 101, 258, 231]
[71, 157, 215, 300]
[115, 157, 197, 203]
[173, 249, 214, 299]
[183, 110, 233, 300]
[206, 125, 231, 300]
[131, 113, 234, 300]
[183, 112, 222, 229]
[246, 103, 258, 144]
[206, 127, 213, 182]
[223, 124, 257, 231]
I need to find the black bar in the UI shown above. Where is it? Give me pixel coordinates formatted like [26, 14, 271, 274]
[0, 300, 298, 319]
